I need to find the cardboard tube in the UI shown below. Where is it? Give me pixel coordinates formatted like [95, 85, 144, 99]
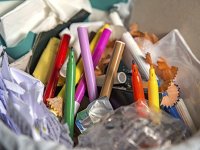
[100, 41, 125, 98]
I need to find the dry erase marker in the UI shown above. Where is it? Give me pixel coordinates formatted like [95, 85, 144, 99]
[148, 66, 160, 111]
[96, 72, 127, 87]
[78, 27, 97, 101]
[58, 24, 110, 99]
[100, 41, 125, 98]
[43, 34, 70, 104]
[74, 28, 111, 114]
[64, 48, 75, 138]
[132, 63, 145, 102]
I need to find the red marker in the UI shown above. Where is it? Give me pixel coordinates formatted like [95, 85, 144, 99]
[132, 63, 145, 102]
[44, 34, 71, 104]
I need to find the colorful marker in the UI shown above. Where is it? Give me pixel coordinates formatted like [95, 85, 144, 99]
[74, 28, 112, 114]
[58, 24, 110, 99]
[148, 66, 160, 111]
[132, 63, 145, 102]
[43, 34, 70, 104]
[64, 48, 76, 138]
[77, 27, 97, 101]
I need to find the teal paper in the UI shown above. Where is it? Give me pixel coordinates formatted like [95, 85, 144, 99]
[90, 0, 128, 10]
[0, 34, 6, 47]
[5, 32, 36, 60]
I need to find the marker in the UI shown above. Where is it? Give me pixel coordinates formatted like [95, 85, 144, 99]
[77, 27, 97, 101]
[58, 24, 110, 99]
[74, 28, 112, 114]
[64, 48, 76, 138]
[33, 38, 60, 85]
[148, 66, 160, 111]
[100, 41, 125, 98]
[96, 72, 127, 87]
[132, 63, 145, 102]
[43, 34, 70, 104]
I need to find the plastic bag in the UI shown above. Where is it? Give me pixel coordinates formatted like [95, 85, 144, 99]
[78, 101, 188, 150]
[143, 29, 200, 129]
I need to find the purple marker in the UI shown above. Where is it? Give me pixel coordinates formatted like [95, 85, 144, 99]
[77, 27, 97, 101]
[75, 28, 112, 114]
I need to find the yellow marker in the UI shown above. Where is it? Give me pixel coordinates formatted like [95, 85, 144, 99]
[148, 66, 160, 111]
[33, 38, 60, 85]
[58, 24, 110, 98]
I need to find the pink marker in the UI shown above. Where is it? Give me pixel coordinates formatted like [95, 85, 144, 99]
[75, 28, 112, 114]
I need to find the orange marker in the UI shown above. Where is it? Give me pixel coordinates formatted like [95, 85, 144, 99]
[132, 63, 145, 102]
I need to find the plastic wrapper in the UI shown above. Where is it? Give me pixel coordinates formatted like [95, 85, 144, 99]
[76, 97, 113, 133]
[78, 101, 188, 150]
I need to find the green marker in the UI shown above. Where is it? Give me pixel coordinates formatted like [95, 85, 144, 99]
[64, 47, 76, 138]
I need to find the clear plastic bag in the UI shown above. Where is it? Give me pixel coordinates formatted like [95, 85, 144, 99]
[143, 29, 200, 129]
[78, 101, 188, 150]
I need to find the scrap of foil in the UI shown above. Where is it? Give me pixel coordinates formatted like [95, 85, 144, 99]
[76, 96, 113, 133]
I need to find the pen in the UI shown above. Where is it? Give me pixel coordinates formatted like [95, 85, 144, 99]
[132, 63, 145, 102]
[58, 24, 110, 99]
[43, 34, 70, 104]
[100, 41, 125, 98]
[74, 28, 112, 114]
[148, 66, 160, 111]
[64, 48, 76, 138]
[77, 27, 97, 101]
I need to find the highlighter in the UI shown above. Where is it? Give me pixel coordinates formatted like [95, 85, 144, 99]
[64, 48, 76, 138]
[148, 66, 160, 111]
[58, 24, 110, 98]
[100, 41, 125, 98]
[33, 38, 60, 85]
[74, 28, 112, 114]
[77, 27, 97, 101]
[132, 63, 145, 102]
[43, 34, 71, 104]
